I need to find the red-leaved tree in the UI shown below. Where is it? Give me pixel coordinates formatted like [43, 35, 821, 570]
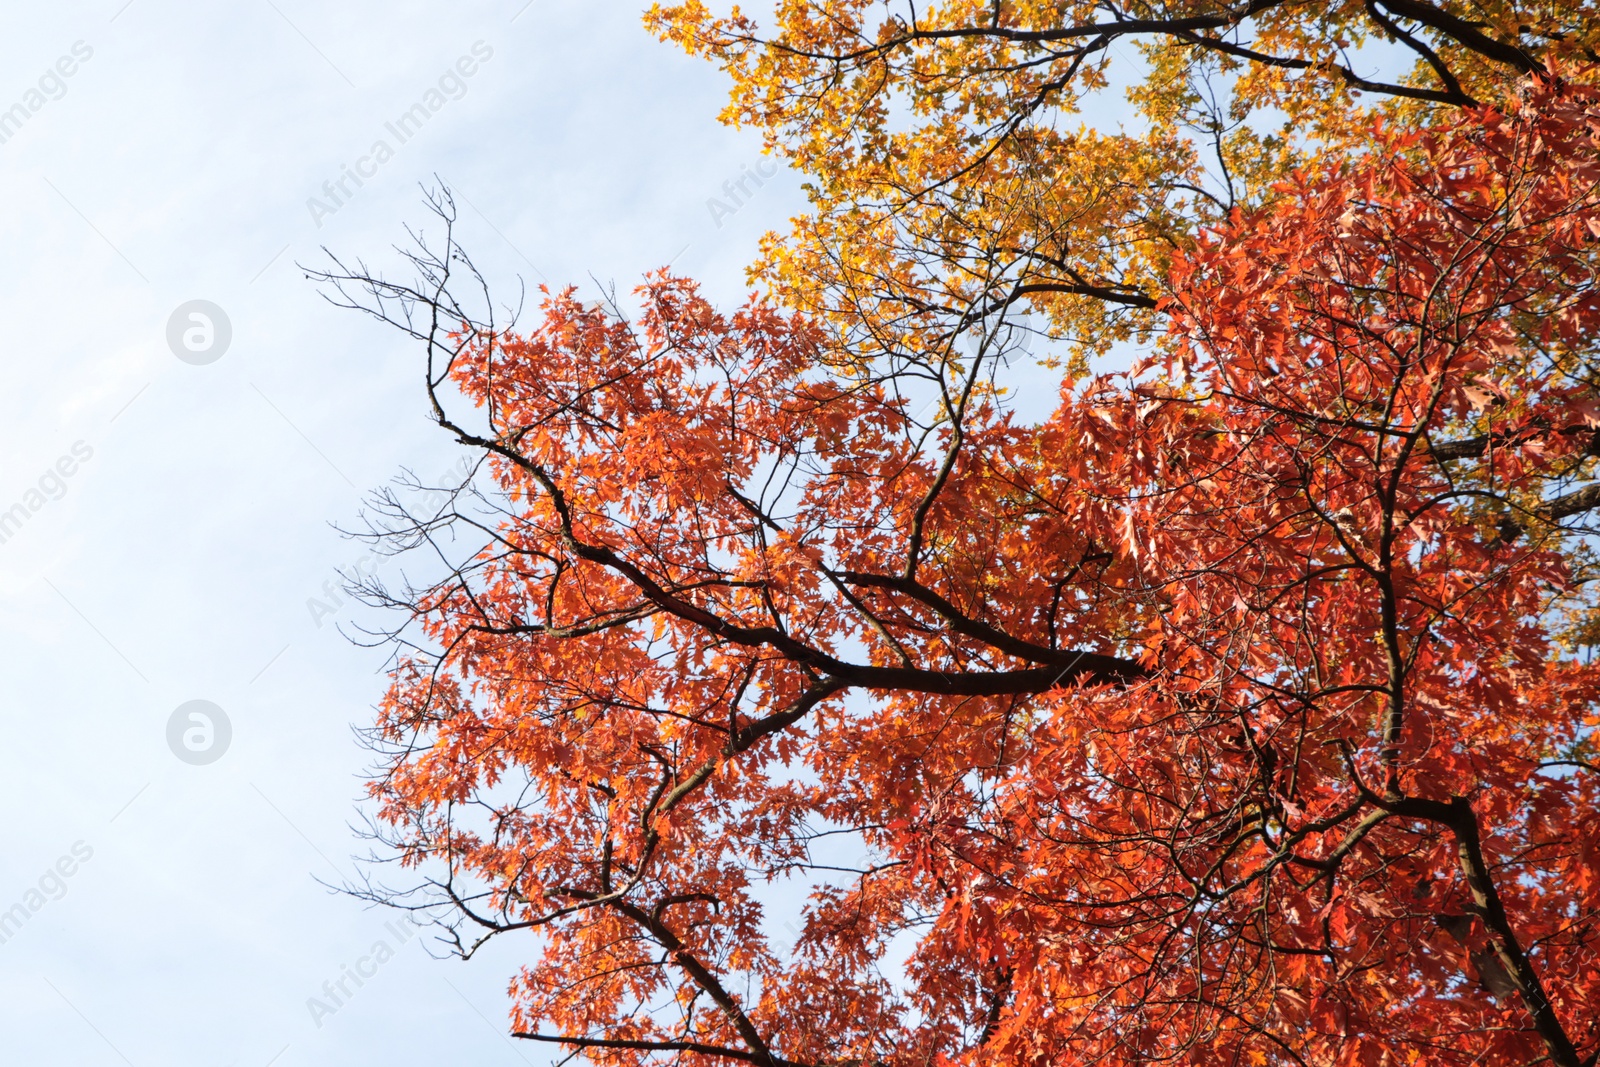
[324, 77, 1600, 1066]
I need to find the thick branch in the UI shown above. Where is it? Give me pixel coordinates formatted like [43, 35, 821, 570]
[1541, 483, 1600, 521]
[839, 568, 1118, 670]
[1373, 0, 1542, 73]
[612, 898, 783, 1067]
[451, 423, 1143, 692]
[1378, 793, 1583, 1066]
[1449, 797, 1583, 1067]
[513, 1032, 805, 1067]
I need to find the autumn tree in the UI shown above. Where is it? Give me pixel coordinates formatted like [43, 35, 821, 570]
[321, 6, 1600, 1067]
[649, 0, 1600, 366]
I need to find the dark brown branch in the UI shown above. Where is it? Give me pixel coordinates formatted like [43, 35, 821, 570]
[1541, 483, 1600, 521]
[838, 569, 1113, 669]
[748, 0, 1532, 114]
[1427, 426, 1600, 462]
[1167, 26, 1468, 105]
[1362, 0, 1470, 102]
[612, 898, 783, 1067]
[1010, 279, 1158, 310]
[1373, 0, 1542, 74]
[1375, 793, 1583, 1067]
[1447, 797, 1583, 1067]
[513, 1031, 805, 1067]
[446, 419, 1143, 691]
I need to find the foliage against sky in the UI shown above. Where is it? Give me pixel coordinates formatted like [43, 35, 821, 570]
[649, 0, 1600, 364]
[335, 5, 1600, 1066]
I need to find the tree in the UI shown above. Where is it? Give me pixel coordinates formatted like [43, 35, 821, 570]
[319, 66, 1600, 1065]
[647, 0, 1600, 367]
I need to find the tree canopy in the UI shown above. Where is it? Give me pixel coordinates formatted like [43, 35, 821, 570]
[650, 0, 1600, 362]
[325, 5, 1600, 1066]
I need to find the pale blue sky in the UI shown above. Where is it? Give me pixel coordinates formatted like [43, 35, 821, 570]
[0, 3, 801, 1064]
